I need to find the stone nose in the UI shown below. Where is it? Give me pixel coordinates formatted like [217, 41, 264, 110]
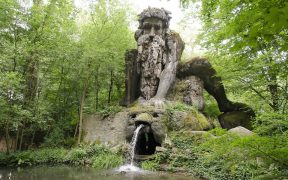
[149, 26, 155, 38]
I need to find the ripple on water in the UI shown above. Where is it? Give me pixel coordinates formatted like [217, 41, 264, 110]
[116, 164, 149, 173]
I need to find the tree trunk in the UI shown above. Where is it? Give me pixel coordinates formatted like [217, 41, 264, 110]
[95, 66, 100, 110]
[30, 130, 35, 148]
[5, 121, 10, 154]
[19, 124, 25, 151]
[74, 122, 79, 139]
[107, 70, 114, 105]
[15, 127, 20, 150]
[266, 57, 279, 111]
[268, 74, 279, 111]
[77, 83, 88, 145]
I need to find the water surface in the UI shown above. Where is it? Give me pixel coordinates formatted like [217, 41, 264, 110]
[0, 165, 198, 180]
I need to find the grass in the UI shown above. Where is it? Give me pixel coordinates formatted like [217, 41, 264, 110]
[0, 144, 124, 170]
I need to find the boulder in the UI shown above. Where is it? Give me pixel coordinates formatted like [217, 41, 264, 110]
[228, 126, 254, 136]
[151, 122, 166, 144]
[219, 111, 253, 130]
[168, 110, 213, 131]
[168, 76, 205, 111]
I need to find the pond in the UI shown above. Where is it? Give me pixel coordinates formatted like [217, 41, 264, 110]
[0, 165, 199, 180]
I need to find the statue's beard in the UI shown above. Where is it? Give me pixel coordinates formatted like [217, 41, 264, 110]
[137, 34, 166, 100]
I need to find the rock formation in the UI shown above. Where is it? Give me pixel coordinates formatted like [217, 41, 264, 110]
[83, 8, 255, 155]
[120, 7, 254, 130]
[121, 7, 185, 108]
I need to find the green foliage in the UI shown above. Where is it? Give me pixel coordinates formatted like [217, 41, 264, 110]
[0, 148, 68, 166]
[165, 102, 210, 131]
[92, 153, 123, 170]
[208, 127, 227, 136]
[42, 127, 66, 148]
[188, 0, 288, 116]
[254, 112, 288, 135]
[166, 102, 193, 112]
[0, 144, 123, 170]
[176, 3, 288, 178]
[202, 91, 221, 118]
[151, 130, 288, 179]
[141, 161, 159, 171]
[98, 105, 123, 118]
[0, 0, 135, 148]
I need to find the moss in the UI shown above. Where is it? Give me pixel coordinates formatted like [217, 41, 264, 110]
[183, 114, 201, 130]
[128, 104, 154, 113]
[135, 113, 152, 122]
[168, 80, 187, 101]
[195, 113, 211, 130]
[165, 102, 212, 131]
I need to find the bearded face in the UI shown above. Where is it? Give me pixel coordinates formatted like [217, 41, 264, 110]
[136, 18, 167, 100]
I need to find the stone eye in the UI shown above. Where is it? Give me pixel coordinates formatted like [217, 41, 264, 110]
[152, 112, 159, 117]
[143, 24, 151, 30]
[154, 25, 160, 30]
[130, 113, 136, 118]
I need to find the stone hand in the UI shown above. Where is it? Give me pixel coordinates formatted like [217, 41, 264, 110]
[149, 97, 165, 109]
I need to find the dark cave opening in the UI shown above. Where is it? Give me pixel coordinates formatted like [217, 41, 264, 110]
[134, 128, 161, 156]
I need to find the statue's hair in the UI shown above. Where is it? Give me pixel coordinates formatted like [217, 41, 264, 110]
[138, 7, 171, 28]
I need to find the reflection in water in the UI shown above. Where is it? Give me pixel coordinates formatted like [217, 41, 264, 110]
[0, 166, 198, 180]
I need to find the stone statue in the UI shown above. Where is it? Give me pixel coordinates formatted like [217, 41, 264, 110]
[121, 7, 184, 107]
[121, 7, 254, 129]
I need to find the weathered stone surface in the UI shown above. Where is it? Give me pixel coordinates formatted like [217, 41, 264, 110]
[138, 7, 171, 29]
[125, 125, 135, 141]
[82, 112, 128, 146]
[168, 76, 205, 111]
[120, 49, 140, 106]
[182, 76, 205, 110]
[151, 121, 166, 144]
[177, 57, 234, 112]
[228, 126, 254, 136]
[135, 113, 153, 123]
[177, 57, 255, 127]
[168, 111, 212, 131]
[121, 7, 184, 107]
[219, 111, 253, 130]
[125, 108, 167, 145]
[155, 146, 167, 152]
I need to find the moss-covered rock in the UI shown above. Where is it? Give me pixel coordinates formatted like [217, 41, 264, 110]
[166, 102, 213, 131]
[218, 111, 252, 130]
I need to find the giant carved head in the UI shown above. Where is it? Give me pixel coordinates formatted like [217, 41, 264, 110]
[135, 8, 172, 100]
[135, 7, 171, 41]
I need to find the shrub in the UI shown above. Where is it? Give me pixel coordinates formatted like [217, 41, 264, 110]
[170, 130, 288, 179]
[92, 153, 123, 169]
[0, 144, 124, 170]
[141, 161, 159, 171]
[99, 105, 123, 118]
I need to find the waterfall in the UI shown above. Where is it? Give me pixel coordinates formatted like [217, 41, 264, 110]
[117, 124, 146, 172]
[130, 124, 144, 165]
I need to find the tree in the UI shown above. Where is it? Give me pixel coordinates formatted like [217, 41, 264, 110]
[180, 0, 288, 133]
[75, 0, 134, 144]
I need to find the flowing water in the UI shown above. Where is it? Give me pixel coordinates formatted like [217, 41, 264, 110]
[116, 124, 145, 172]
[130, 124, 144, 165]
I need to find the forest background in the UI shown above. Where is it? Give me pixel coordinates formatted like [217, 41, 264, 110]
[0, 0, 287, 165]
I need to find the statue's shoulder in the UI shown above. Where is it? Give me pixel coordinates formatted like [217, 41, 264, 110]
[166, 30, 185, 59]
[167, 30, 183, 42]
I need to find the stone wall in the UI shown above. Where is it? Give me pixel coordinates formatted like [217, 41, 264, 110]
[82, 112, 129, 147]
